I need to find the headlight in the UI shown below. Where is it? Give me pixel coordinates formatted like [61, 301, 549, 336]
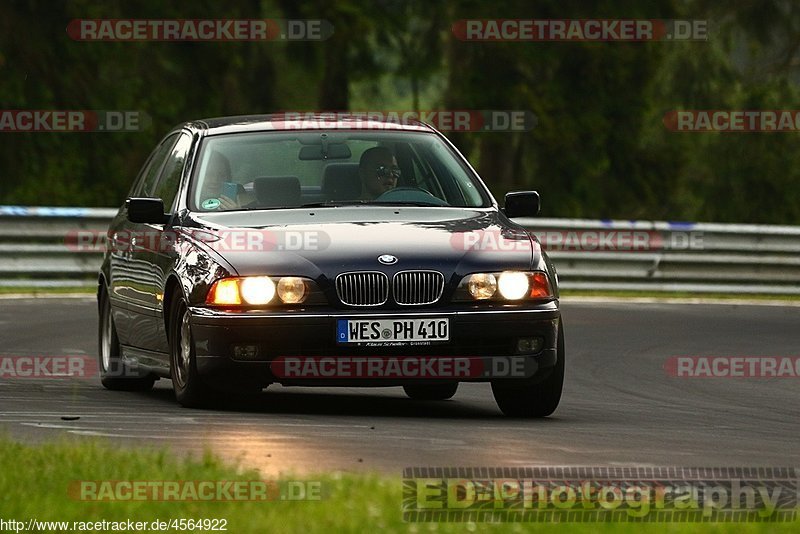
[206, 276, 312, 306]
[467, 273, 497, 299]
[497, 271, 529, 300]
[240, 276, 275, 304]
[277, 277, 306, 304]
[455, 271, 553, 302]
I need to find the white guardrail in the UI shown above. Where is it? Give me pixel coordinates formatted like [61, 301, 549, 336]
[1, 206, 799, 294]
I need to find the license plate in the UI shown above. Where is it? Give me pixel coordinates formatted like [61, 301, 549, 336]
[337, 318, 449, 345]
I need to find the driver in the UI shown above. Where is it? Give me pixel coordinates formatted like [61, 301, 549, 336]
[202, 151, 242, 210]
[359, 146, 399, 200]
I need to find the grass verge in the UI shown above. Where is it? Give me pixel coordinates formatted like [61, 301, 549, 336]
[0, 437, 796, 533]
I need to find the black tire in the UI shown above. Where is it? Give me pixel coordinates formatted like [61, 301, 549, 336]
[491, 322, 565, 417]
[98, 290, 156, 392]
[403, 383, 458, 400]
[169, 296, 214, 408]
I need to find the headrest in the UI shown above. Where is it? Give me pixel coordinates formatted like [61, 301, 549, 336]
[205, 151, 232, 181]
[322, 163, 361, 200]
[252, 176, 302, 207]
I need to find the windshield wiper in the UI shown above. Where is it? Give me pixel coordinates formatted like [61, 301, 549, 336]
[296, 201, 369, 208]
[295, 200, 447, 208]
[237, 200, 445, 210]
[372, 201, 445, 207]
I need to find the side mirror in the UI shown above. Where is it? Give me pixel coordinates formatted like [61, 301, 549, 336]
[126, 198, 169, 224]
[503, 191, 540, 218]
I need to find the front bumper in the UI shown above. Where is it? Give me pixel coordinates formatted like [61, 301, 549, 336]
[189, 303, 561, 388]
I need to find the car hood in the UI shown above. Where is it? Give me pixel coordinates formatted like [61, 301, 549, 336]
[185, 207, 536, 279]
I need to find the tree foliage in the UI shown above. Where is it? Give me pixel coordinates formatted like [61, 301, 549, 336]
[2, 0, 800, 223]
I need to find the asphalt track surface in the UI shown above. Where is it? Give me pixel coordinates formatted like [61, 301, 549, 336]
[1, 297, 798, 475]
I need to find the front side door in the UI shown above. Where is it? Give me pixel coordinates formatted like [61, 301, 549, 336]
[110, 133, 178, 349]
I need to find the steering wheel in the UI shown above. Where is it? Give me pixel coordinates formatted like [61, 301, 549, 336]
[375, 187, 449, 206]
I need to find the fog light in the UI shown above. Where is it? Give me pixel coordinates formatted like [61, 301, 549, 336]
[233, 345, 259, 360]
[516, 337, 544, 354]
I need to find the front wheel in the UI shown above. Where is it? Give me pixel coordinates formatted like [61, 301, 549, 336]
[169, 297, 214, 408]
[491, 322, 565, 417]
[98, 290, 155, 392]
[403, 383, 458, 400]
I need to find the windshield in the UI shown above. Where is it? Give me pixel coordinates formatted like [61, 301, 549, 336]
[189, 131, 490, 211]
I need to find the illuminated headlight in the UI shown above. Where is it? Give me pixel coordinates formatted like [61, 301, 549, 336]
[206, 276, 313, 306]
[277, 277, 306, 304]
[468, 273, 497, 299]
[497, 272, 529, 300]
[455, 271, 553, 302]
[240, 276, 275, 304]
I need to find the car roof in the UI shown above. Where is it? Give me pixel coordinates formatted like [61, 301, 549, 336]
[180, 113, 438, 136]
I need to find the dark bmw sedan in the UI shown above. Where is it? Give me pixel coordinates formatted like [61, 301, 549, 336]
[98, 114, 565, 417]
